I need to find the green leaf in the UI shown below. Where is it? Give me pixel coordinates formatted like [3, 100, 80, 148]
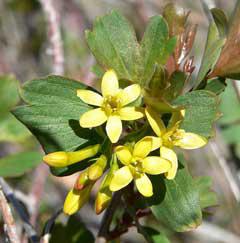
[140, 227, 170, 243]
[204, 78, 226, 95]
[49, 216, 94, 243]
[0, 74, 31, 143]
[13, 76, 101, 176]
[140, 15, 176, 85]
[219, 82, 240, 125]
[0, 113, 31, 143]
[173, 90, 219, 137]
[0, 75, 19, 115]
[146, 161, 202, 232]
[211, 8, 228, 37]
[221, 124, 240, 144]
[85, 10, 141, 82]
[0, 151, 42, 178]
[195, 22, 225, 89]
[195, 176, 218, 209]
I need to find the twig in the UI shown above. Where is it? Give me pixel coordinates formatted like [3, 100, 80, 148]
[39, 0, 64, 75]
[96, 191, 122, 243]
[0, 186, 20, 243]
[40, 208, 62, 243]
[29, 164, 49, 227]
[0, 178, 39, 243]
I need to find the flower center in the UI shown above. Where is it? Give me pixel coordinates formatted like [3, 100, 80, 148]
[163, 129, 185, 148]
[130, 158, 144, 176]
[102, 95, 122, 116]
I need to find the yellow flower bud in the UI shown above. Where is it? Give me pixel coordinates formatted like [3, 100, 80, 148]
[88, 164, 103, 181]
[95, 158, 118, 214]
[63, 185, 92, 215]
[43, 151, 68, 167]
[95, 186, 112, 215]
[74, 170, 90, 190]
[43, 144, 100, 167]
[88, 155, 107, 181]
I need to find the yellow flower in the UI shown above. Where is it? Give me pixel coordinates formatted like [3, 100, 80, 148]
[145, 107, 207, 179]
[77, 70, 144, 143]
[109, 137, 171, 197]
[63, 184, 93, 215]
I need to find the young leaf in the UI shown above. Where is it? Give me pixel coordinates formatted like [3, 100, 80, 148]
[211, 8, 228, 37]
[194, 22, 225, 88]
[173, 90, 219, 137]
[85, 10, 141, 82]
[163, 3, 189, 36]
[145, 161, 202, 232]
[209, 1, 240, 79]
[0, 152, 42, 178]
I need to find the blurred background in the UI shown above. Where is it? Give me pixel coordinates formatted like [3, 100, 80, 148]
[0, 0, 240, 242]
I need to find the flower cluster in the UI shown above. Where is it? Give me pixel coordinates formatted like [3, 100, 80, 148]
[43, 70, 207, 215]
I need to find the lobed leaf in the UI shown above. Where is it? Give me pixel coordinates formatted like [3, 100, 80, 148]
[173, 90, 219, 137]
[13, 76, 101, 176]
[145, 161, 202, 232]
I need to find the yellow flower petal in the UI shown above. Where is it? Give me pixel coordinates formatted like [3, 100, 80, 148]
[133, 137, 152, 159]
[145, 107, 166, 137]
[101, 69, 119, 97]
[106, 115, 122, 143]
[145, 136, 162, 151]
[109, 166, 133, 192]
[142, 156, 171, 175]
[115, 146, 132, 165]
[120, 84, 141, 106]
[160, 146, 178, 180]
[119, 107, 144, 121]
[77, 90, 103, 106]
[135, 174, 153, 197]
[175, 132, 207, 149]
[80, 108, 107, 128]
